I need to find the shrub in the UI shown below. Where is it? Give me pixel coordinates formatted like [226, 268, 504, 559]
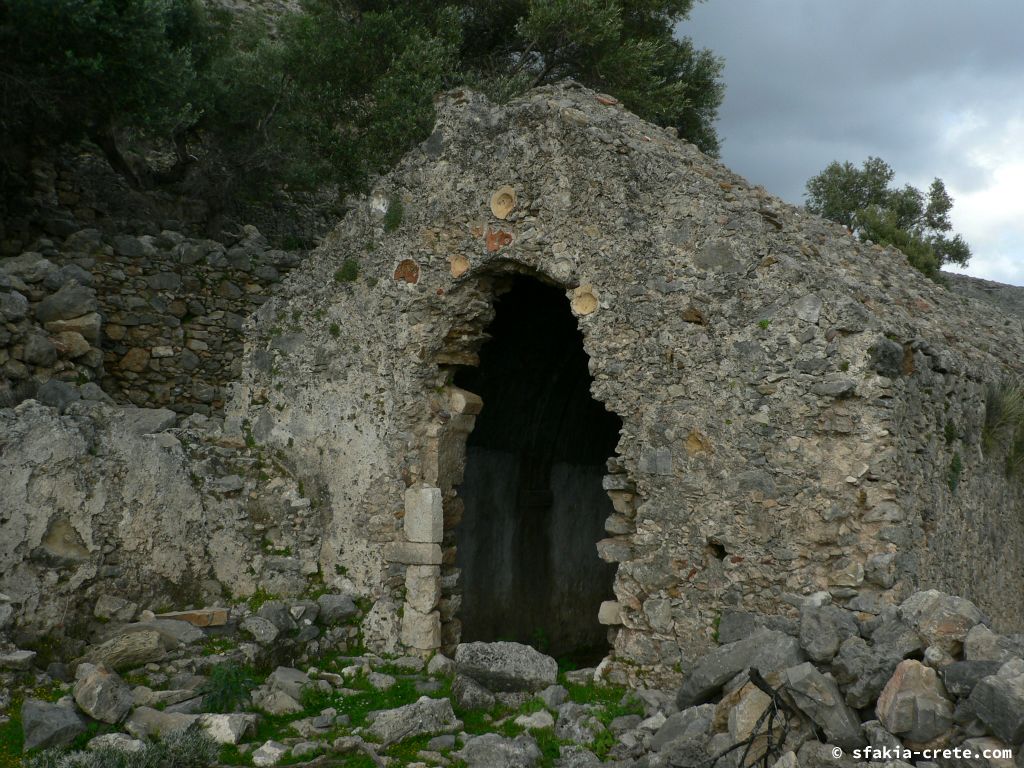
[25, 727, 218, 768]
[383, 196, 404, 232]
[334, 259, 360, 283]
[983, 379, 1024, 465]
[201, 661, 258, 713]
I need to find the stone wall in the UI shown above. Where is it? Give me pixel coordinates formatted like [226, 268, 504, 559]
[3, 84, 1024, 689]
[947, 272, 1024, 323]
[1, 223, 301, 415]
[0, 398, 326, 648]
[84, 225, 301, 413]
[225, 83, 1024, 686]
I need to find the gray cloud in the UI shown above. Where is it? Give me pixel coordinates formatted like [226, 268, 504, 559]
[680, 1, 1024, 284]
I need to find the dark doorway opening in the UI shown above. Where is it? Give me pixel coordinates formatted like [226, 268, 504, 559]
[454, 277, 622, 663]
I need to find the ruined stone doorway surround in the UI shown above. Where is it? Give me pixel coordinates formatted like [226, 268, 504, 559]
[383, 268, 634, 662]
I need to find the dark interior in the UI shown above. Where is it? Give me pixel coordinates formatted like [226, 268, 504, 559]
[454, 276, 622, 662]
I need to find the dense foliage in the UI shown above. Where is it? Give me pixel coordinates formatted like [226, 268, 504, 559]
[0, 0, 724, 207]
[805, 157, 971, 278]
[0, 0, 224, 191]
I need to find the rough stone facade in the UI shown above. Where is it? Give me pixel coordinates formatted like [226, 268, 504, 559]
[227, 83, 1024, 684]
[3, 83, 1024, 690]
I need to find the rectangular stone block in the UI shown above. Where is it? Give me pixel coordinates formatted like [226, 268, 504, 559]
[448, 387, 483, 415]
[155, 608, 229, 627]
[598, 601, 623, 625]
[405, 485, 443, 543]
[401, 607, 441, 650]
[596, 537, 631, 563]
[384, 542, 442, 565]
[406, 565, 441, 613]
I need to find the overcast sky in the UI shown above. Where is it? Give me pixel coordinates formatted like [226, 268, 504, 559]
[682, 1, 1024, 286]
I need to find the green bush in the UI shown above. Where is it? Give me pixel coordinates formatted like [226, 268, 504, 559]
[334, 259, 360, 283]
[201, 661, 258, 713]
[25, 728, 218, 768]
[0, 0, 224, 192]
[983, 380, 1024, 451]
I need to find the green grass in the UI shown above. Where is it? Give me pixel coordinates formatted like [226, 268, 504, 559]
[333, 258, 360, 283]
[383, 196, 403, 232]
[202, 662, 262, 713]
[200, 636, 239, 657]
[245, 587, 279, 612]
[0, 698, 24, 768]
[383, 734, 434, 762]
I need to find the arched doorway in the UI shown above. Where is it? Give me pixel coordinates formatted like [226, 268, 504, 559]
[454, 276, 622, 662]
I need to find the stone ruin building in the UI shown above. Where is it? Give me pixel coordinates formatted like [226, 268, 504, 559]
[3, 82, 1024, 689]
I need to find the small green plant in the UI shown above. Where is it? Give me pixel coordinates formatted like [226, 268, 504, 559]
[202, 662, 259, 713]
[334, 258, 360, 283]
[200, 636, 238, 657]
[383, 195, 404, 232]
[948, 452, 963, 493]
[944, 420, 958, 446]
[757, 319, 770, 329]
[245, 586, 278, 611]
[530, 627, 551, 653]
[591, 728, 617, 759]
[983, 380, 1024, 469]
[329, 323, 341, 337]
[26, 727, 219, 768]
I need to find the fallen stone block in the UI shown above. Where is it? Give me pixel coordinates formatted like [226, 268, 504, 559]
[73, 663, 133, 724]
[366, 695, 461, 745]
[782, 662, 863, 750]
[676, 629, 804, 708]
[876, 659, 954, 745]
[455, 641, 558, 693]
[21, 697, 87, 751]
[969, 669, 1024, 744]
[198, 713, 260, 744]
[455, 733, 542, 768]
[125, 706, 198, 739]
[80, 629, 165, 671]
[155, 608, 229, 627]
[899, 590, 985, 655]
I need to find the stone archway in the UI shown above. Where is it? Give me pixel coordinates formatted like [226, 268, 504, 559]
[452, 276, 622, 662]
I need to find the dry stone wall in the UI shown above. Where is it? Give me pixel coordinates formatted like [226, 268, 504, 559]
[1, 224, 301, 415]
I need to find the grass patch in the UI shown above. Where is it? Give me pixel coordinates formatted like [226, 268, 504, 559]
[383, 196, 403, 232]
[200, 636, 239, 657]
[202, 662, 261, 713]
[383, 733, 434, 762]
[0, 697, 24, 768]
[562, 679, 642, 727]
[245, 587, 279, 612]
[983, 379, 1024, 457]
[333, 258, 360, 283]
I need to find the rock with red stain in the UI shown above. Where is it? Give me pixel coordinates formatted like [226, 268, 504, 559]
[394, 259, 420, 284]
[484, 228, 513, 252]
